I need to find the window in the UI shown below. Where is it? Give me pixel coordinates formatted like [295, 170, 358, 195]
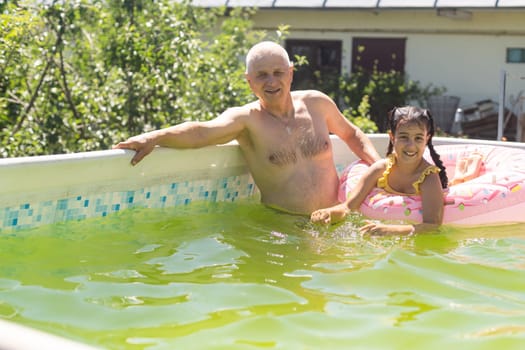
[285, 39, 342, 93]
[507, 48, 525, 63]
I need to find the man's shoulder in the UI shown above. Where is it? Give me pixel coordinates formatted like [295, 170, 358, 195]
[291, 89, 327, 98]
[223, 101, 259, 117]
[291, 90, 331, 104]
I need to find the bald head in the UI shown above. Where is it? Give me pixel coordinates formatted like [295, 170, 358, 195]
[245, 41, 292, 74]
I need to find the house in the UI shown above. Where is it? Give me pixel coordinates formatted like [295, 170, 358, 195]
[189, 0, 525, 138]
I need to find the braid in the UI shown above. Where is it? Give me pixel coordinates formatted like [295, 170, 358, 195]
[427, 142, 448, 189]
[424, 110, 448, 189]
[386, 141, 394, 156]
[386, 108, 396, 156]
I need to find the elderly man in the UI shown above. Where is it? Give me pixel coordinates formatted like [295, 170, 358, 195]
[114, 41, 380, 215]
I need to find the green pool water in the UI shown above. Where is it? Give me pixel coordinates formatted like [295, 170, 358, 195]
[1, 200, 525, 349]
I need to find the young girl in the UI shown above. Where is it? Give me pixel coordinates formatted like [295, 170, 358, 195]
[311, 106, 448, 235]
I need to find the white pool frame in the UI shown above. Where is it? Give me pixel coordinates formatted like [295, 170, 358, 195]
[1, 134, 524, 349]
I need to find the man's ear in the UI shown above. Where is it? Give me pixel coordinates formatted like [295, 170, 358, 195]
[245, 72, 253, 88]
[388, 131, 394, 142]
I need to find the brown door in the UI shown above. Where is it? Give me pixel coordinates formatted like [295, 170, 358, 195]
[352, 37, 406, 73]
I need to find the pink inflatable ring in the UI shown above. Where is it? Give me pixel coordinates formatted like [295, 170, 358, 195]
[338, 144, 525, 225]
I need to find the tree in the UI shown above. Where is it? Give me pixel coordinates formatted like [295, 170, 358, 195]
[0, 0, 266, 157]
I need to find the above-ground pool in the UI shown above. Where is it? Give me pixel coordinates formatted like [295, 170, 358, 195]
[1, 135, 525, 349]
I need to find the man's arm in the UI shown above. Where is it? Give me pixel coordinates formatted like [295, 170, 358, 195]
[321, 94, 381, 165]
[113, 108, 246, 165]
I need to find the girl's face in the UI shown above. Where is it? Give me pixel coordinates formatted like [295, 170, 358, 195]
[390, 120, 430, 163]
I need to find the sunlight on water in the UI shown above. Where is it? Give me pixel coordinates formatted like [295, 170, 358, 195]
[1, 201, 524, 349]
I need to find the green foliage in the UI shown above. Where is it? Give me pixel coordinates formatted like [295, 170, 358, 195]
[339, 66, 445, 132]
[0, 0, 266, 157]
[1, 1, 445, 157]
[0, 4, 39, 124]
[342, 95, 378, 134]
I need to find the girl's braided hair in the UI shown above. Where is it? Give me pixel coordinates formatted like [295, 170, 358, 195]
[386, 106, 448, 189]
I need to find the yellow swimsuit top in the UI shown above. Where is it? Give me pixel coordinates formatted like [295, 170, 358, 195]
[377, 154, 440, 195]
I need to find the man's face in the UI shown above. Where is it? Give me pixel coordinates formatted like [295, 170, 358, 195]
[245, 53, 293, 102]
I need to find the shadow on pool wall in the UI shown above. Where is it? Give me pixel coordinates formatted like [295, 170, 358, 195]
[1, 134, 525, 233]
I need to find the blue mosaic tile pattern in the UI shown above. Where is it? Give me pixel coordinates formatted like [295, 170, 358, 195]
[0, 160, 349, 233]
[0, 174, 255, 232]
[336, 163, 346, 174]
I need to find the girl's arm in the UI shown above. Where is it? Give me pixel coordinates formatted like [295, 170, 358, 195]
[419, 172, 444, 225]
[359, 172, 444, 236]
[311, 160, 386, 224]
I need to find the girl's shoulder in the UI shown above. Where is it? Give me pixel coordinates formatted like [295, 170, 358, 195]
[371, 158, 389, 171]
[419, 160, 441, 175]
[368, 158, 389, 179]
[415, 162, 442, 193]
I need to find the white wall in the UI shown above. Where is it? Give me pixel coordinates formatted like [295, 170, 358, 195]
[406, 34, 525, 107]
